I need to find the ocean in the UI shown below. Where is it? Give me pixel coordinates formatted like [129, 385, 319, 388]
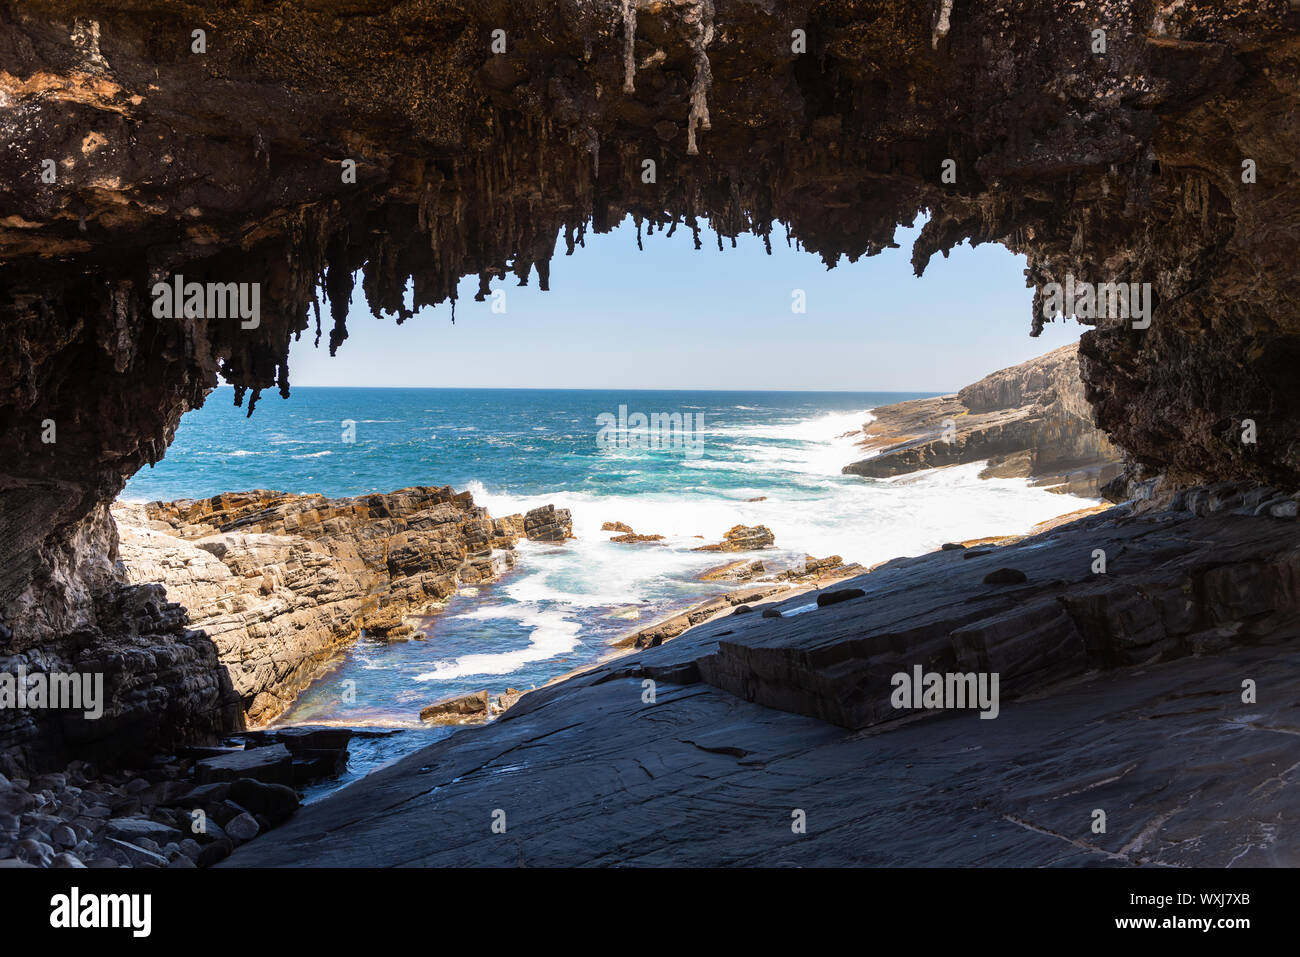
[123, 387, 1097, 796]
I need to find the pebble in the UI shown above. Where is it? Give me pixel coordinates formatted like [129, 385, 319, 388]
[1, 746, 315, 868]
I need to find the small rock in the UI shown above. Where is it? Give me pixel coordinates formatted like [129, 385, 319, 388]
[196, 838, 233, 867]
[105, 838, 168, 868]
[420, 689, 492, 725]
[13, 839, 54, 866]
[50, 852, 85, 868]
[1269, 500, 1298, 519]
[610, 532, 666, 544]
[761, 607, 783, 619]
[107, 817, 182, 845]
[33, 773, 66, 791]
[983, 567, 1028, 585]
[817, 587, 866, 608]
[225, 812, 260, 843]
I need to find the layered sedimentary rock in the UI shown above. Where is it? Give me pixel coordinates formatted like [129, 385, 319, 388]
[0, 486, 567, 769]
[229, 493, 1300, 867]
[114, 486, 557, 728]
[693, 525, 776, 552]
[844, 343, 1124, 495]
[3, 2, 1299, 667]
[521, 504, 574, 543]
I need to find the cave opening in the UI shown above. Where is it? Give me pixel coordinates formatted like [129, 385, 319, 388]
[106, 211, 1109, 779]
[1, 0, 1298, 874]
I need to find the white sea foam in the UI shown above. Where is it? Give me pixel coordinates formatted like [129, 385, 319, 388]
[413, 605, 581, 680]
[465, 404, 1098, 616]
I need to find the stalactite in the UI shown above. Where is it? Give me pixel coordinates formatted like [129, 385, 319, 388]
[932, 0, 955, 50]
[622, 0, 639, 93]
[685, 0, 716, 156]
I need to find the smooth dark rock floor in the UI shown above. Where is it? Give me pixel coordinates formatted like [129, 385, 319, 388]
[229, 508, 1300, 867]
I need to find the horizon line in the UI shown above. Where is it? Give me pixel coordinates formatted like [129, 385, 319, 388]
[219, 384, 957, 395]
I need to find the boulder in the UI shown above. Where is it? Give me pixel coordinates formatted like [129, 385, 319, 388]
[700, 559, 765, 582]
[224, 812, 260, 843]
[291, 750, 349, 785]
[983, 568, 1029, 585]
[195, 744, 293, 786]
[420, 690, 492, 725]
[610, 533, 665, 544]
[693, 525, 776, 552]
[228, 779, 300, 826]
[524, 505, 573, 542]
[106, 817, 182, 845]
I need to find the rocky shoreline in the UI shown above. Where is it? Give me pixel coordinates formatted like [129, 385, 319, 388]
[0, 487, 571, 777]
[115, 488, 572, 729]
[226, 484, 1300, 867]
[843, 344, 1123, 497]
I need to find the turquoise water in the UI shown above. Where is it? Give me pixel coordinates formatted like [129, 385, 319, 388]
[124, 387, 1097, 794]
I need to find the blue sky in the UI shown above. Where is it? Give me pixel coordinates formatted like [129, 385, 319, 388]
[288, 217, 1083, 392]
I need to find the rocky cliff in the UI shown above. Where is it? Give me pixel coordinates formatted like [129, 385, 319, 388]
[0, 486, 569, 770]
[116, 488, 571, 728]
[844, 343, 1124, 496]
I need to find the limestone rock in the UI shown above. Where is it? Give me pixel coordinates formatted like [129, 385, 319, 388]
[111, 487, 527, 730]
[693, 526, 775, 552]
[420, 690, 492, 725]
[523, 506, 573, 543]
[700, 559, 765, 582]
[843, 344, 1123, 495]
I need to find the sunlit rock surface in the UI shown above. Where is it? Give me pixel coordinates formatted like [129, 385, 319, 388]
[844, 344, 1124, 496]
[114, 486, 534, 728]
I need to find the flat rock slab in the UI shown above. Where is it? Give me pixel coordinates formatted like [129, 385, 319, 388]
[227, 643, 1300, 867]
[228, 507, 1300, 867]
[195, 744, 293, 785]
[106, 818, 182, 844]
